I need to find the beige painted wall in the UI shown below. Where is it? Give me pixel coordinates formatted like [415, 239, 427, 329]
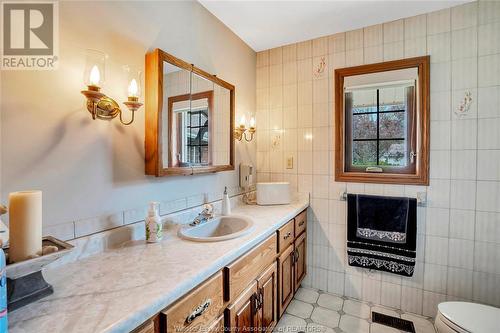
[0, 1, 256, 227]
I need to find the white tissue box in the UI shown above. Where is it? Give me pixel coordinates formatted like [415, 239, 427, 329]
[256, 182, 291, 205]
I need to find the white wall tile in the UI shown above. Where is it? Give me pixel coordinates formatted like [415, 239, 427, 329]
[451, 1, 477, 30]
[384, 20, 404, 43]
[425, 236, 449, 265]
[270, 47, 282, 65]
[401, 286, 423, 315]
[362, 277, 381, 304]
[427, 8, 451, 35]
[328, 33, 345, 54]
[474, 241, 500, 274]
[431, 91, 451, 120]
[405, 14, 427, 39]
[449, 209, 475, 240]
[477, 150, 500, 181]
[422, 291, 447, 317]
[381, 282, 402, 309]
[427, 179, 451, 208]
[383, 41, 404, 61]
[451, 27, 478, 60]
[328, 271, 345, 295]
[478, 21, 500, 56]
[478, 86, 500, 118]
[74, 213, 123, 238]
[404, 37, 427, 58]
[475, 211, 500, 243]
[346, 29, 364, 50]
[427, 33, 451, 63]
[430, 150, 451, 179]
[430, 62, 451, 92]
[453, 59, 478, 93]
[447, 267, 473, 299]
[282, 44, 297, 63]
[345, 274, 362, 299]
[426, 207, 450, 237]
[478, 0, 500, 25]
[424, 263, 448, 293]
[476, 181, 500, 212]
[430, 121, 451, 150]
[473, 271, 500, 307]
[450, 180, 476, 210]
[448, 238, 474, 269]
[451, 119, 477, 150]
[478, 54, 500, 87]
[451, 150, 476, 180]
[478, 118, 500, 149]
[256, 50, 269, 68]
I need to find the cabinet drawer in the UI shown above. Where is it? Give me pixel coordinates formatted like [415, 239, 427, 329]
[294, 210, 307, 237]
[224, 234, 277, 302]
[162, 272, 224, 333]
[277, 220, 294, 253]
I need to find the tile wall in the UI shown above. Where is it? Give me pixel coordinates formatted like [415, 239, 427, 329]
[255, 0, 500, 317]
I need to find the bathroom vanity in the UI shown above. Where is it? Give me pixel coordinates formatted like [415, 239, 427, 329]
[133, 208, 307, 333]
[7, 197, 309, 333]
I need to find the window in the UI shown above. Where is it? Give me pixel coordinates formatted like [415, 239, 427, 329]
[185, 109, 209, 165]
[334, 56, 430, 185]
[345, 84, 416, 174]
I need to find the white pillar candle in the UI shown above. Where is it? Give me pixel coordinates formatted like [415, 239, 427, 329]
[8, 191, 42, 263]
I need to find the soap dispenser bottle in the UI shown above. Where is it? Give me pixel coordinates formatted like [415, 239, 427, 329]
[221, 187, 231, 216]
[146, 202, 163, 243]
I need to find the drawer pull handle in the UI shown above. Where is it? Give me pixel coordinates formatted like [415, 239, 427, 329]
[185, 299, 211, 325]
[298, 220, 305, 227]
[283, 232, 291, 240]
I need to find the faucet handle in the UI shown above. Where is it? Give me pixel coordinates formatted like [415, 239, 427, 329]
[202, 203, 213, 216]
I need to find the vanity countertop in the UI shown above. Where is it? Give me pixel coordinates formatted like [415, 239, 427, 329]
[8, 196, 309, 333]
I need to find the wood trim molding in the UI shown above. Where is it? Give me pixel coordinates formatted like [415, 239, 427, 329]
[145, 48, 235, 177]
[334, 56, 430, 185]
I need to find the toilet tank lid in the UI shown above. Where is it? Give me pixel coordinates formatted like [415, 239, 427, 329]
[438, 302, 500, 333]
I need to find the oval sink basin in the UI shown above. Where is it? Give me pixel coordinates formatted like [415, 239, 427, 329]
[178, 215, 254, 242]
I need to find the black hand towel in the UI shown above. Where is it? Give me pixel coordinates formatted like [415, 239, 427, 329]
[346, 194, 417, 277]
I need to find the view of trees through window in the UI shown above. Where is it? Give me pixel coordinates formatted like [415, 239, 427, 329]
[348, 86, 411, 169]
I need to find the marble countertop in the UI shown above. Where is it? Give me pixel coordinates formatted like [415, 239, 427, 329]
[8, 197, 309, 333]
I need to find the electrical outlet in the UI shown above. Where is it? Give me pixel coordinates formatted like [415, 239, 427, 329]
[286, 156, 293, 169]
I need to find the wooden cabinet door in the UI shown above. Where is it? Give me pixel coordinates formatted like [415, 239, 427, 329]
[207, 314, 225, 333]
[278, 244, 294, 316]
[256, 262, 278, 332]
[294, 232, 307, 292]
[226, 280, 258, 333]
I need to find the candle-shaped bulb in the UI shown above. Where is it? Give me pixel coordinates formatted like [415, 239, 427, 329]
[89, 65, 100, 87]
[128, 78, 138, 97]
[239, 115, 246, 128]
[249, 117, 255, 128]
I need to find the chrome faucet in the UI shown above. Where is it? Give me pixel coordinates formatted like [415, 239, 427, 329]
[190, 204, 214, 226]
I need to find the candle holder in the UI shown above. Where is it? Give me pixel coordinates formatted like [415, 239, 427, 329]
[4, 236, 74, 310]
[80, 50, 143, 125]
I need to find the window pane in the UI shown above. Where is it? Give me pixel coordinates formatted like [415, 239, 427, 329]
[189, 128, 200, 145]
[351, 89, 377, 114]
[379, 140, 407, 167]
[379, 112, 405, 139]
[352, 141, 377, 166]
[352, 113, 377, 139]
[201, 146, 209, 164]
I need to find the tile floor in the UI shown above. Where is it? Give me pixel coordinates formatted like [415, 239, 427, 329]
[274, 287, 436, 333]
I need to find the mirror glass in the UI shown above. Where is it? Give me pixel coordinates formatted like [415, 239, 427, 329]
[162, 62, 191, 167]
[163, 67, 231, 169]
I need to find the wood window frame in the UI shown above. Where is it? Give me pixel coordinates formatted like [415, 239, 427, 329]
[334, 56, 430, 185]
[168, 90, 214, 168]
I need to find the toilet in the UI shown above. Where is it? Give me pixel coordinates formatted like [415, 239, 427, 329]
[435, 302, 500, 333]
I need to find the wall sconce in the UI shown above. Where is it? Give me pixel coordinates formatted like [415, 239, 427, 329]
[234, 115, 256, 142]
[80, 50, 143, 125]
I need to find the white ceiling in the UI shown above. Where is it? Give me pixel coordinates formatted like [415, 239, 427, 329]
[199, 0, 471, 51]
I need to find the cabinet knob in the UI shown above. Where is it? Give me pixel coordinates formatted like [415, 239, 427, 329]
[298, 220, 305, 227]
[283, 232, 291, 240]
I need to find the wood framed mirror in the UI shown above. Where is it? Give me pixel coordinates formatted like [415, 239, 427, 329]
[145, 49, 235, 176]
[334, 56, 430, 185]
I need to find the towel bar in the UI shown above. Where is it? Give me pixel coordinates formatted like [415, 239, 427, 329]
[339, 191, 427, 207]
